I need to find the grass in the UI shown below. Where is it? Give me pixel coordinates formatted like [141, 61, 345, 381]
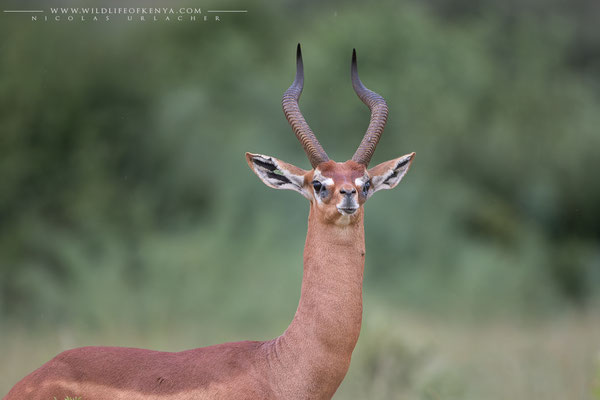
[594, 358, 600, 400]
[2, 308, 599, 400]
[338, 308, 600, 400]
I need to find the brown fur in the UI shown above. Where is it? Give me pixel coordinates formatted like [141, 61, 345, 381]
[5, 156, 412, 400]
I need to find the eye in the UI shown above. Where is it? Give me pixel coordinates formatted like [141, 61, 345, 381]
[362, 180, 371, 195]
[312, 180, 323, 192]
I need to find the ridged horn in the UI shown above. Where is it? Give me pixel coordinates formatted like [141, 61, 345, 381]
[282, 44, 329, 168]
[351, 49, 389, 166]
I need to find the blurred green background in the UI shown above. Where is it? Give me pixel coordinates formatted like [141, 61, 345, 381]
[1, 0, 599, 398]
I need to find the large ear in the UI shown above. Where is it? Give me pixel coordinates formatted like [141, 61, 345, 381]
[246, 153, 310, 199]
[368, 152, 415, 195]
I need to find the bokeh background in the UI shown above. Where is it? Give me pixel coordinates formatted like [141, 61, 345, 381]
[1, 0, 600, 398]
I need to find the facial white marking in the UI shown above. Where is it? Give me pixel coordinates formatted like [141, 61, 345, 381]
[336, 200, 359, 213]
[313, 171, 333, 188]
[314, 192, 324, 206]
[312, 169, 334, 207]
[312, 169, 334, 187]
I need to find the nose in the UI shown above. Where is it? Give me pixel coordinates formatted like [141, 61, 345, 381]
[339, 186, 357, 196]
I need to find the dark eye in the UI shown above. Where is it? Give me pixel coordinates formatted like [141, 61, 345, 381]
[362, 181, 371, 195]
[312, 180, 323, 192]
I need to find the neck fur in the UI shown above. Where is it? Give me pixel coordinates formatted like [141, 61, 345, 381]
[266, 206, 365, 398]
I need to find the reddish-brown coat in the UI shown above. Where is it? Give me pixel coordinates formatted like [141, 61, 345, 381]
[4, 188, 366, 400]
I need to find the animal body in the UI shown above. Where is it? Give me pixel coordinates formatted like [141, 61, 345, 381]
[4, 44, 414, 400]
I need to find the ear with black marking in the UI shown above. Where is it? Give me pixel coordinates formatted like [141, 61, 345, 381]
[368, 153, 415, 195]
[246, 153, 310, 199]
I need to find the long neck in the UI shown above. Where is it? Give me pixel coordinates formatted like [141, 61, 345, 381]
[267, 207, 365, 398]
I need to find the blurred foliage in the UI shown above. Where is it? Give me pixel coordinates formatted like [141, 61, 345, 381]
[1, 0, 600, 333]
[595, 363, 600, 400]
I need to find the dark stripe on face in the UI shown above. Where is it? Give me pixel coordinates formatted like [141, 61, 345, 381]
[253, 158, 277, 171]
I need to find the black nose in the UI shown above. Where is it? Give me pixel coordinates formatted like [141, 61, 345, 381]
[339, 188, 357, 196]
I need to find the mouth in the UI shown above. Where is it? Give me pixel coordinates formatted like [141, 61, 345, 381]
[337, 207, 358, 216]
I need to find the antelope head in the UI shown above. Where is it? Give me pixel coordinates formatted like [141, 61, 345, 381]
[247, 44, 415, 225]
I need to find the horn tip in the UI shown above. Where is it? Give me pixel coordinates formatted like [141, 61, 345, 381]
[296, 43, 303, 70]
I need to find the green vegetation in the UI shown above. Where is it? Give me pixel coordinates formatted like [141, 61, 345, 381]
[594, 359, 600, 400]
[1, 0, 599, 398]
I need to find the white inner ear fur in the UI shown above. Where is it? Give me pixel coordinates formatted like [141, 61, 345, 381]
[250, 154, 309, 199]
[371, 154, 413, 194]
